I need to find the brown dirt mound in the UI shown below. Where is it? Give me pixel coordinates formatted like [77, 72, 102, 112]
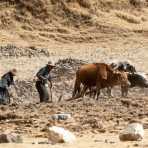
[0, 0, 148, 44]
[53, 58, 86, 78]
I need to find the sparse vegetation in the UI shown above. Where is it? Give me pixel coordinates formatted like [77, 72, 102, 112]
[129, 0, 146, 7]
[0, 0, 148, 43]
[115, 10, 141, 24]
[1, 1, 148, 147]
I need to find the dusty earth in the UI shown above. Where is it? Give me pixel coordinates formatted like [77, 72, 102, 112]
[0, 0, 148, 147]
[0, 45, 148, 148]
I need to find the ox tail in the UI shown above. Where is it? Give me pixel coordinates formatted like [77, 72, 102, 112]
[72, 70, 81, 98]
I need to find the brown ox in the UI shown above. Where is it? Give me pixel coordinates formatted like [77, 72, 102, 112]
[99, 71, 129, 98]
[72, 63, 129, 100]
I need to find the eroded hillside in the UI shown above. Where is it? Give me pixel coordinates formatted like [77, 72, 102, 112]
[0, 0, 148, 47]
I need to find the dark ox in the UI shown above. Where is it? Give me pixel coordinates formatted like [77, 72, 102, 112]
[120, 72, 148, 96]
[72, 63, 129, 100]
[110, 61, 136, 73]
[128, 73, 148, 88]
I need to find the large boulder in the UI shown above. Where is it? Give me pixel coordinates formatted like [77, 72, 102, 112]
[119, 121, 144, 141]
[0, 133, 23, 143]
[48, 126, 76, 144]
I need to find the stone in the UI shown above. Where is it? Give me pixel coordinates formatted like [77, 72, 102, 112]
[119, 122, 144, 141]
[0, 133, 23, 143]
[50, 113, 72, 120]
[48, 126, 76, 144]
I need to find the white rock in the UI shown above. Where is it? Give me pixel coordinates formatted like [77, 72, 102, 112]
[51, 113, 72, 120]
[119, 122, 144, 141]
[48, 126, 76, 144]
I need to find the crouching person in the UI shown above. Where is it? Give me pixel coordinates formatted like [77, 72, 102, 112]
[35, 62, 55, 103]
[0, 69, 17, 105]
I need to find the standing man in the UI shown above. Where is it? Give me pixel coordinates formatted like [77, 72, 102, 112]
[35, 61, 55, 103]
[0, 69, 17, 105]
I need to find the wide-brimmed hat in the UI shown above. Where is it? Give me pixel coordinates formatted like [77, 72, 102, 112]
[10, 68, 17, 76]
[47, 61, 55, 67]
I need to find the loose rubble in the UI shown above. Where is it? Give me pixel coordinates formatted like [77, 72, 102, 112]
[0, 44, 50, 57]
[0, 57, 147, 146]
[52, 58, 87, 78]
[119, 121, 144, 141]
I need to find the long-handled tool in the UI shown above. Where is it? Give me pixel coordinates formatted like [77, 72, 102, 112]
[49, 86, 53, 102]
[47, 81, 53, 102]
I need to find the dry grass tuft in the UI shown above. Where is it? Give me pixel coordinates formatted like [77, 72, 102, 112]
[0, 0, 148, 43]
[129, 0, 146, 7]
[77, 0, 92, 9]
[115, 10, 141, 24]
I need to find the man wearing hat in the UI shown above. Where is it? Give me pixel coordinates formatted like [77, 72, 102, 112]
[0, 69, 17, 104]
[35, 61, 55, 103]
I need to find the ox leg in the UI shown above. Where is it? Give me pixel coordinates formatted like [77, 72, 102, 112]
[81, 85, 88, 98]
[72, 87, 76, 98]
[121, 85, 128, 97]
[96, 90, 100, 100]
[96, 83, 101, 100]
[121, 85, 125, 97]
[102, 88, 107, 96]
[89, 87, 96, 99]
[72, 78, 81, 98]
[93, 89, 97, 99]
[89, 87, 92, 97]
[107, 87, 113, 98]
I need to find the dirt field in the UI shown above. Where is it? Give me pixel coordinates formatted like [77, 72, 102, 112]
[0, 0, 148, 147]
[0, 44, 148, 148]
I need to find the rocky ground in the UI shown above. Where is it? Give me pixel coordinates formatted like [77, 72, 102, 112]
[0, 45, 148, 147]
[0, 1, 148, 147]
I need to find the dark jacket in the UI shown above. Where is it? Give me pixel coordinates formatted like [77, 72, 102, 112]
[0, 72, 15, 88]
[36, 65, 52, 84]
